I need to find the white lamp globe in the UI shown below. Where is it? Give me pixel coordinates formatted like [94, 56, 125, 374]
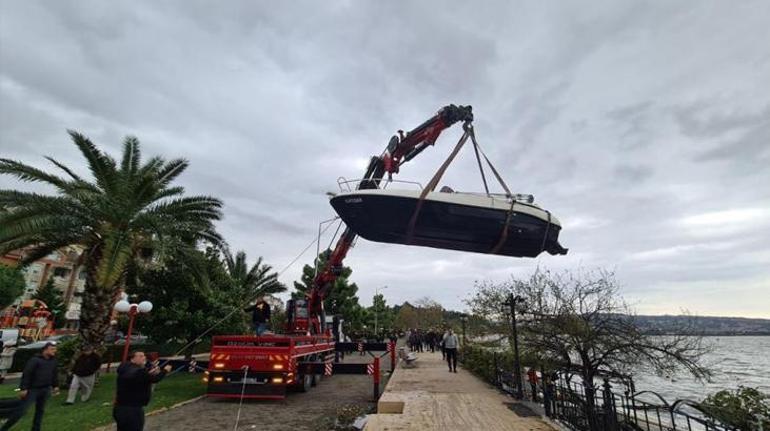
[114, 300, 131, 313]
[137, 301, 153, 313]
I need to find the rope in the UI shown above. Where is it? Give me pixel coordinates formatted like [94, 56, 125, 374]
[232, 366, 250, 431]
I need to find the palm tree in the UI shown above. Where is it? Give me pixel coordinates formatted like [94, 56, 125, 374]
[0, 131, 224, 348]
[223, 249, 287, 299]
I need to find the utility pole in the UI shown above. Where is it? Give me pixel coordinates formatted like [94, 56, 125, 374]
[504, 293, 524, 400]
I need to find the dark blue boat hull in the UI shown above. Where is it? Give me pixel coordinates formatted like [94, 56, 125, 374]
[330, 194, 567, 258]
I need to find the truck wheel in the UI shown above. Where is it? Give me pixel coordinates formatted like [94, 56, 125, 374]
[297, 373, 312, 392]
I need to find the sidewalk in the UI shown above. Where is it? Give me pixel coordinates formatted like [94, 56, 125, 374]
[365, 351, 553, 431]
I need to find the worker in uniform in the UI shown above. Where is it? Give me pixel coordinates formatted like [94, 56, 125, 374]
[243, 297, 271, 336]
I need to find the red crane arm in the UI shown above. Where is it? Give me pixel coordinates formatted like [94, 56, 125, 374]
[305, 105, 473, 333]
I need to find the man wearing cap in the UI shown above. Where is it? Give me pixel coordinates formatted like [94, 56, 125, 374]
[64, 344, 101, 405]
[1, 342, 59, 431]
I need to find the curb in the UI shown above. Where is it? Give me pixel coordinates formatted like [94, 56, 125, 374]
[90, 395, 205, 431]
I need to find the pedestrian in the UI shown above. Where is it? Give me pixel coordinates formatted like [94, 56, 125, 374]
[440, 329, 448, 360]
[65, 344, 101, 405]
[527, 368, 540, 401]
[442, 328, 459, 373]
[1, 342, 60, 431]
[243, 296, 271, 336]
[113, 351, 172, 431]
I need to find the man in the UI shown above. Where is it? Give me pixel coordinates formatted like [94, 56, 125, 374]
[442, 328, 459, 373]
[243, 297, 271, 336]
[1, 342, 60, 431]
[114, 351, 172, 431]
[527, 368, 540, 401]
[65, 345, 101, 405]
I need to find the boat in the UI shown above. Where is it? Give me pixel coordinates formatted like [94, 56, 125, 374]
[329, 187, 568, 258]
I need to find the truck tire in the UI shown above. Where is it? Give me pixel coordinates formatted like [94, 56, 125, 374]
[297, 373, 312, 392]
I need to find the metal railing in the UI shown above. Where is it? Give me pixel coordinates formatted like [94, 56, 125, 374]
[463, 351, 738, 431]
[336, 177, 424, 192]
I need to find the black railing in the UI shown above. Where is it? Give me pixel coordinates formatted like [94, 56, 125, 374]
[463, 351, 737, 431]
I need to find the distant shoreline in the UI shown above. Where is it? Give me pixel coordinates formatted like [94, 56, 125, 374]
[642, 332, 770, 336]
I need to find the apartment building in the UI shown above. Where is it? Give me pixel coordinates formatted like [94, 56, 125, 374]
[2, 246, 86, 328]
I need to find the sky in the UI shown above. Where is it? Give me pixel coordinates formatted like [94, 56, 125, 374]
[1, 1, 769, 318]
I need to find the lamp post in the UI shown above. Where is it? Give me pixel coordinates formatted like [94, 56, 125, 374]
[504, 294, 525, 399]
[114, 297, 152, 363]
[374, 286, 387, 336]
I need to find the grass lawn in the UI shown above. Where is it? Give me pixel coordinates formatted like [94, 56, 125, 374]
[0, 371, 205, 431]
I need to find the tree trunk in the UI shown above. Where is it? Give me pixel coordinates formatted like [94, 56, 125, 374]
[582, 369, 599, 431]
[78, 247, 121, 356]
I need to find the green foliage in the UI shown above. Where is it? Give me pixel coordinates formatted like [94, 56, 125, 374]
[293, 250, 366, 331]
[699, 386, 770, 431]
[33, 277, 67, 327]
[223, 249, 287, 298]
[0, 263, 25, 308]
[0, 132, 224, 348]
[129, 248, 249, 354]
[365, 293, 396, 334]
[0, 372, 204, 431]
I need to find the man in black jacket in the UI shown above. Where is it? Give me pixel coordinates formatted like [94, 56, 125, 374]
[65, 344, 101, 404]
[243, 297, 271, 335]
[113, 351, 172, 431]
[1, 342, 60, 431]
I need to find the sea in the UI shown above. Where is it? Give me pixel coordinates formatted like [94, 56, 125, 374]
[632, 335, 770, 402]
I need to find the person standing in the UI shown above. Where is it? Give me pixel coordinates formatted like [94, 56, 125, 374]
[1, 342, 60, 431]
[113, 351, 172, 431]
[243, 297, 271, 336]
[64, 345, 101, 405]
[442, 329, 459, 373]
[527, 368, 540, 401]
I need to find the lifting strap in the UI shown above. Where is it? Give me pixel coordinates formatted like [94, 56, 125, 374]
[490, 198, 515, 254]
[469, 127, 513, 197]
[405, 128, 471, 243]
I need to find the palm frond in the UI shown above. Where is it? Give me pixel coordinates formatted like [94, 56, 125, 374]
[68, 130, 118, 193]
[0, 158, 70, 189]
[120, 136, 141, 177]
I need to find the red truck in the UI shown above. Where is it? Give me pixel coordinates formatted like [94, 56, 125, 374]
[205, 105, 474, 399]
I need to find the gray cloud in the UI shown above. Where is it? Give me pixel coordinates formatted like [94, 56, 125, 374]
[2, 0, 770, 317]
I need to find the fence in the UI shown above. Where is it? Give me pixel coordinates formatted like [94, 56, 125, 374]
[461, 348, 737, 431]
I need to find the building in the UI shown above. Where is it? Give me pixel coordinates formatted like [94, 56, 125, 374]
[2, 246, 86, 328]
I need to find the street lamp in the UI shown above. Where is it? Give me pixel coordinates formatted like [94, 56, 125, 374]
[503, 294, 525, 400]
[114, 297, 152, 363]
[374, 286, 387, 336]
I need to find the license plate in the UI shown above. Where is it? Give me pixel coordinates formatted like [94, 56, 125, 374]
[232, 377, 263, 385]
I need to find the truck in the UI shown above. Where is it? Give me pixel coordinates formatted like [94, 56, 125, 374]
[205, 105, 474, 399]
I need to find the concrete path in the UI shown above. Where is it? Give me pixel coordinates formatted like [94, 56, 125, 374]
[366, 351, 553, 431]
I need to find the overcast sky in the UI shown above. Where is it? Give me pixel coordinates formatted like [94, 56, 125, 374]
[1, 1, 769, 318]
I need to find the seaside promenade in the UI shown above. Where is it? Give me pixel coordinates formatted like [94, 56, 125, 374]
[365, 350, 554, 431]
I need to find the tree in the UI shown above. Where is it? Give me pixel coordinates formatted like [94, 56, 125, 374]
[223, 249, 286, 299]
[292, 250, 366, 331]
[394, 302, 419, 330]
[0, 264, 25, 308]
[0, 132, 223, 350]
[129, 248, 247, 359]
[466, 268, 711, 431]
[33, 277, 66, 328]
[414, 297, 444, 329]
[367, 293, 395, 334]
[699, 386, 770, 431]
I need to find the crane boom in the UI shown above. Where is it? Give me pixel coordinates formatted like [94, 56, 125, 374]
[301, 105, 473, 334]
